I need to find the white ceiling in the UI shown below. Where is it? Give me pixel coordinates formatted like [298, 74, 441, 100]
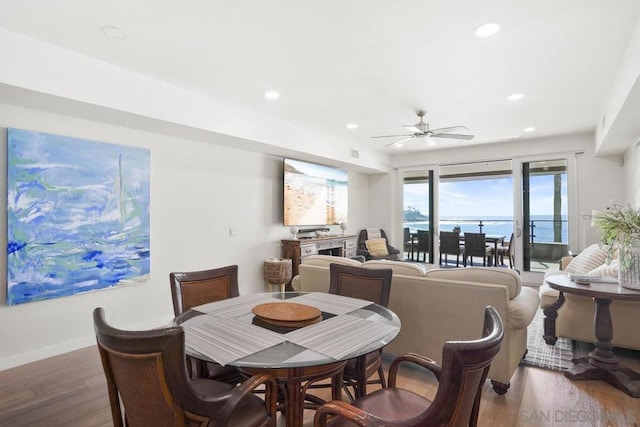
[1, 0, 639, 153]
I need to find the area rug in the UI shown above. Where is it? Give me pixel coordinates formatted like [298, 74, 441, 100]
[520, 309, 574, 371]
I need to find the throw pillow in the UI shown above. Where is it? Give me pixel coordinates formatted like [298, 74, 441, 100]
[564, 244, 609, 275]
[365, 238, 389, 256]
[588, 259, 619, 277]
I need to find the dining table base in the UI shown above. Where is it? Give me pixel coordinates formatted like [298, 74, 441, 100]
[241, 361, 347, 426]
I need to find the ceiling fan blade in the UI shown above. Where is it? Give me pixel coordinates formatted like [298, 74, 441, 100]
[428, 125, 469, 134]
[384, 136, 416, 147]
[371, 133, 416, 139]
[430, 133, 475, 140]
[401, 125, 423, 133]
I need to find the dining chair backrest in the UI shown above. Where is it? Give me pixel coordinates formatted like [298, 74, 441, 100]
[439, 231, 462, 255]
[403, 227, 410, 245]
[329, 263, 392, 307]
[416, 230, 430, 252]
[170, 265, 239, 316]
[464, 232, 488, 257]
[416, 229, 430, 262]
[93, 307, 277, 427]
[412, 306, 504, 426]
[313, 306, 504, 427]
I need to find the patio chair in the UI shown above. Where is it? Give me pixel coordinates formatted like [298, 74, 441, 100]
[439, 231, 465, 267]
[415, 229, 430, 262]
[464, 232, 493, 266]
[494, 233, 515, 268]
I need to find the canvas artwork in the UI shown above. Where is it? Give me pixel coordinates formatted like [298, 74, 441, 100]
[7, 128, 151, 305]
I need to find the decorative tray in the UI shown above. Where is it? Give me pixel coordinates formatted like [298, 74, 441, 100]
[252, 302, 322, 328]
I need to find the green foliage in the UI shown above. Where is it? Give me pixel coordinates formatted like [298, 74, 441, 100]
[593, 203, 640, 249]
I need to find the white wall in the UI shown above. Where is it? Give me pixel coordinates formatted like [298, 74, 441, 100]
[0, 103, 371, 370]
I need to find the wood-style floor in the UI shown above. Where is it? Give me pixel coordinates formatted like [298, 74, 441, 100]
[1, 345, 639, 426]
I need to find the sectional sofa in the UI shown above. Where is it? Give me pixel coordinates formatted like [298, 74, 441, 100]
[291, 255, 540, 394]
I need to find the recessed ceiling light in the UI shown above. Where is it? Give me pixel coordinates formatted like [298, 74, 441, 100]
[507, 93, 523, 101]
[524, 127, 535, 132]
[474, 23, 501, 37]
[264, 91, 280, 100]
[346, 123, 358, 129]
[395, 142, 404, 148]
[101, 26, 128, 40]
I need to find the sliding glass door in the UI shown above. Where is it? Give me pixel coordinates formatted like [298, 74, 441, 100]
[402, 171, 434, 263]
[399, 157, 572, 277]
[521, 159, 568, 272]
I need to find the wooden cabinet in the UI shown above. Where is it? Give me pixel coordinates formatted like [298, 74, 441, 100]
[281, 234, 358, 290]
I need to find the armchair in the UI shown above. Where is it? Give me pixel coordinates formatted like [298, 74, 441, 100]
[314, 306, 504, 426]
[93, 307, 277, 427]
[356, 229, 400, 260]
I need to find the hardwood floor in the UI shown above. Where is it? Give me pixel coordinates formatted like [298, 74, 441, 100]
[1, 346, 639, 426]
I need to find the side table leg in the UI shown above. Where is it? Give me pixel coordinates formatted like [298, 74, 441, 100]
[542, 292, 564, 345]
[565, 297, 640, 398]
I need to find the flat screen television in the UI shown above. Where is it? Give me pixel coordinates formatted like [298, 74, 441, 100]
[283, 158, 348, 226]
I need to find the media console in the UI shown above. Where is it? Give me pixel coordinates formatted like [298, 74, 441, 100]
[281, 234, 357, 291]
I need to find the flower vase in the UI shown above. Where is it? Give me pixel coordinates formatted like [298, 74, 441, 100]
[618, 240, 640, 290]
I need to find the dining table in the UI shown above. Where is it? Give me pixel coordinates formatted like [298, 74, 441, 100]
[173, 291, 401, 427]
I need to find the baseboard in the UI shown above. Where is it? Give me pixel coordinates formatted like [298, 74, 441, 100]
[0, 314, 173, 371]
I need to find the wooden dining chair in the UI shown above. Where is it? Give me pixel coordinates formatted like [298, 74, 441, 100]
[328, 263, 393, 401]
[464, 232, 493, 266]
[93, 307, 278, 427]
[314, 306, 504, 427]
[439, 231, 465, 267]
[170, 265, 241, 383]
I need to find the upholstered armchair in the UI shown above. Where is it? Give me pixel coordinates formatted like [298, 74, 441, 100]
[356, 229, 400, 260]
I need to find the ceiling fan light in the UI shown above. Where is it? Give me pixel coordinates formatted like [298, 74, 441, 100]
[475, 23, 501, 37]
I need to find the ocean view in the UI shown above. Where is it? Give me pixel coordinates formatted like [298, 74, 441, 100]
[404, 215, 568, 243]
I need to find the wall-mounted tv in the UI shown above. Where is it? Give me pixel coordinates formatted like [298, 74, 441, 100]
[283, 158, 348, 226]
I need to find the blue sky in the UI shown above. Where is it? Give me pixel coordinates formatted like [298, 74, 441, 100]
[404, 175, 567, 217]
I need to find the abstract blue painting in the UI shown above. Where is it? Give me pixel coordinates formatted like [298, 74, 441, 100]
[7, 128, 151, 305]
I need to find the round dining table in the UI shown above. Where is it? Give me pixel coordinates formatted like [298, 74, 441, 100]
[173, 291, 401, 426]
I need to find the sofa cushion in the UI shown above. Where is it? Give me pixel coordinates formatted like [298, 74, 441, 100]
[365, 238, 389, 256]
[301, 255, 362, 268]
[564, 244, 608, 274]
[425, 267, 521, 299]
[362, 260, 427, 277]
[588, 259, 619, 277]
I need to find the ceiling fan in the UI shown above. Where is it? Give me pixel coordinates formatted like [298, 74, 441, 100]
[371, 110, 475, 147]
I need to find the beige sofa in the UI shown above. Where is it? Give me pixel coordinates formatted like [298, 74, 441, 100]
[539, 248, 640, 350]
[291, 255, 540, 394]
